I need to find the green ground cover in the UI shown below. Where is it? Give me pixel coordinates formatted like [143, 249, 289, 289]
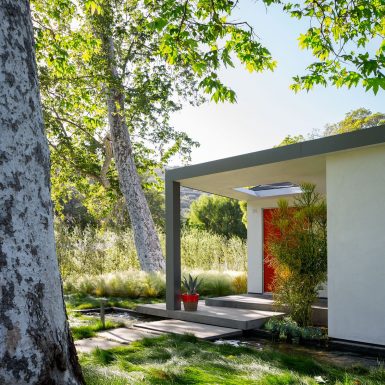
[71, 318, 125, 340]
[80, 334, 385, 385]
[65, 293, 163, 311]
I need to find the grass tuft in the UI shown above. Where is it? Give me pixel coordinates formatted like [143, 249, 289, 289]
[369, 364, 385, 381]
[64, 270, 248, 301]
[91, 348, 116, 365]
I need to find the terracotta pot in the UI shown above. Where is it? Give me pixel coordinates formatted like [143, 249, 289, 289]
[181, 293, 199, 311]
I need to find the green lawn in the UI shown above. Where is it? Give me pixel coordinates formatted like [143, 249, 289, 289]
[71, 318, 125, 340]
[79, 334, 385, 385]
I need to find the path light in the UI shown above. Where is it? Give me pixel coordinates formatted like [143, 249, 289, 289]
[100, 298, 107, 328]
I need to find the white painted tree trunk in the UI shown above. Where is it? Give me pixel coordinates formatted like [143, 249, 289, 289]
[0, 2, 84, 384]
[105, 37, 165, 272]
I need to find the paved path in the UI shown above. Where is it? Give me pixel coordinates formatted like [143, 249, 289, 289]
[75, 337, 125, 353]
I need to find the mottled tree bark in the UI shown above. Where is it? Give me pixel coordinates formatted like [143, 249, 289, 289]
[0, 1, 84, 384]
[104, 36, 165, 272]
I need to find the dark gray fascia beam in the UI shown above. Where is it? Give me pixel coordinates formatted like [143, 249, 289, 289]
[166, 124, 385, 182]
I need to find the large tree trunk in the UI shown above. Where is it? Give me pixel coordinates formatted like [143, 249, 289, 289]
[104, 36, 165, 272]
[0, 2, 84, 384]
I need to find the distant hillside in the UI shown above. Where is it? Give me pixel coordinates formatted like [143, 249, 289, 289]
[160, 167, 206, 217]
[180, 186, 205, 217]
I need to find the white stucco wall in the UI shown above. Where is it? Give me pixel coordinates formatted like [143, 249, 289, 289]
[327, 145, 385, 345]
[247, 203, 264, 293]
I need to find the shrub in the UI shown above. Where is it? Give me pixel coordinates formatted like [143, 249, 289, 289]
[268, 183, 327, 326]
[142, 272, 166, 298]
[264, 317, 327, 343]
[231, 273, 248, 294]
[186, 195, 247, 239]
[199, 274, 232, 297]
[184, 270, 233, 297]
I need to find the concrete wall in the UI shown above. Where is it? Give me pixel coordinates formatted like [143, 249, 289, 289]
[327, 145, 385, 345]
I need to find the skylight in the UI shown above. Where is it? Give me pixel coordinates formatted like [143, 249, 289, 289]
[234, 182, 302, 198]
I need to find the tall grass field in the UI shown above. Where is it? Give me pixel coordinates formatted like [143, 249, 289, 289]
[56, 224, 247, 278]
[57, 224, 247, 298]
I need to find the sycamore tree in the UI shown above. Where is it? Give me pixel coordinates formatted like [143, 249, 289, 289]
[277, 108, 385, 146]
[0, 1, 83, 383]
[285, 0, 385, 93]
[32, 0, 199, 230]
[32, 0, 277, 271]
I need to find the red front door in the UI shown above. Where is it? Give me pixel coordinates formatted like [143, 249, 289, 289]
[263, 208, 279, 292]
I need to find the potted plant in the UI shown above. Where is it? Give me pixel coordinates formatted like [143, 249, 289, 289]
[181, 274, 201, 311]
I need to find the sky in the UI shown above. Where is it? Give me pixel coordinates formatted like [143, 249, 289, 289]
[170, 1, 384, 165]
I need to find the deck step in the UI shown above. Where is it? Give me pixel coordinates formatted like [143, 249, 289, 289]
[205, 295, 328, 326]
[134, 319, 242, 340]
[136, 301, 284, 330]
[206, 295, 276, 311]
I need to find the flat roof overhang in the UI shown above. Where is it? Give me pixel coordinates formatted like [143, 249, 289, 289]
[166, 124, 385, 201]
[177, 155, 326, 200]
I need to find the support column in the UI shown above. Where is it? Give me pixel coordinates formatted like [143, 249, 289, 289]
[247, 203, 264, 294]
[165, 177, 181, 310]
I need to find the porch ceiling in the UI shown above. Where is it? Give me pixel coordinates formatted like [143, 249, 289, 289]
[179, 155, 326, 201]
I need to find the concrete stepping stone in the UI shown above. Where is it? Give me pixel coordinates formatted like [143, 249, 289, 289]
[75, 337, 124, 353]
[97, 327, 161, 344]
[75, 327, 162, 353]
[134, 319, 242, 340]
